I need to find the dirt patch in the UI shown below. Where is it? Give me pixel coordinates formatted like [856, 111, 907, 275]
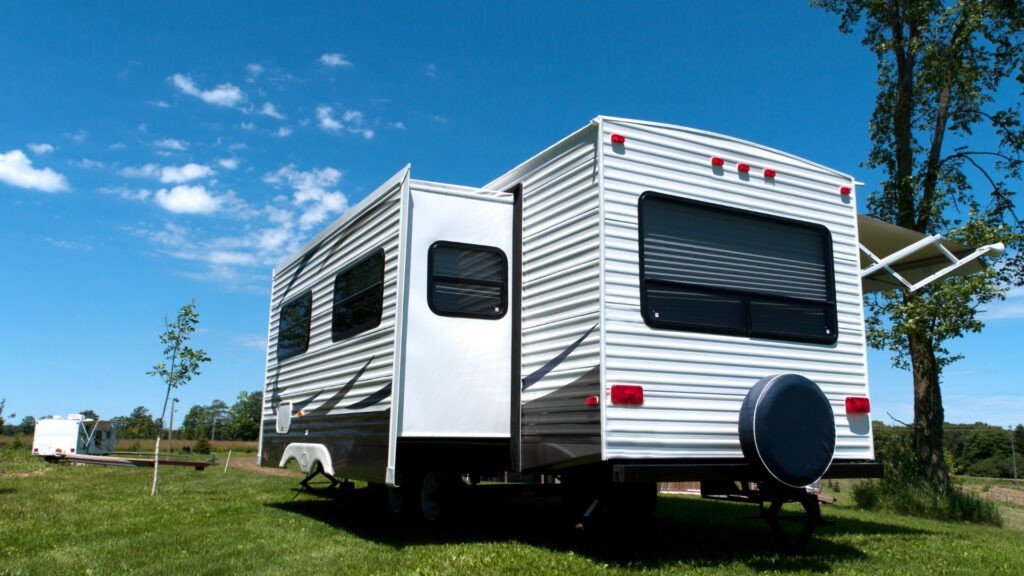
[227, 453, 301, 477]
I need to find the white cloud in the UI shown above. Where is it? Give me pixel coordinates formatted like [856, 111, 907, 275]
[276, 127, 293, 138]
[170, 73, 246, 108]
[424, 63, 437, 78]
[153, 138, 188, 151]
[45, 237, 91, 251]
[388, 121, 407, 131]
[217, 158, 240, 170]
[27, 143, 54, 155]
[64, 130, 87, 142]
[260, 102, 284, 119]
[155, 184, 221, 214]
[240, 121, 255, 131]
[316, 105, 342, 132]
[120, 162, 215, 184]
[432, 115, 449, 123]
[147, 100, 171, 108]
[263, 164, 348, 230]
[108, 143, 126, 150]
[246, 63, 264, 80]
[980, 287, 1024, 321]
[70, 158, 105, 169]
[0, 149, 70, 192]
[319, 53, 353, 67]
[99, 186, 152, 201]
[315, 105, 373, 139]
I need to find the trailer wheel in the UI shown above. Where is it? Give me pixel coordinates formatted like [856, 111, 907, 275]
[418, 469, 462, 525]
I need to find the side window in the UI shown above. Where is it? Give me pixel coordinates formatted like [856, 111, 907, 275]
[332, 249, 385, 341]
[428, 241, 507, 319]
[277, 291, 313, 360]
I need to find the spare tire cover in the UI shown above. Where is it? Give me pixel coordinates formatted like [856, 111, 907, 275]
[738, 374, 835, 488]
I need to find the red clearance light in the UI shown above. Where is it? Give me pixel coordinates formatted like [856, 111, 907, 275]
[710, 156, 725, 167]
[70, 448, 76, 453]
[846, 397, 871, 414]
[611, 384, 644, 406]
[611, 133, 626, 144]
[840, 186, 852, 196]
[585, 395, 599, 407]
[764, 168, 777, 178]
[33, 448, 39, 453]
[737, 163, 751, 173]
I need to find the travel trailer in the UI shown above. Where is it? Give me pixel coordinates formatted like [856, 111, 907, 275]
[259, 117, 1002, 533]
[32, 414, 117, 459]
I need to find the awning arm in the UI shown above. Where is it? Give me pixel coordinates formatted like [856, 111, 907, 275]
[860, 238, 1005, 292]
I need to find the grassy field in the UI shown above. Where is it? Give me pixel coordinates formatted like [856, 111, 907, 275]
[2, 448, 1023, 575]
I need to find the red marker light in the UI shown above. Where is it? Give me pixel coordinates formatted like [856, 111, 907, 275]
[585, 395, 599, 407]
[737, 163, 750, 173]
[710, 156, 725, 167]
[840, 186, 852, 196]
[845, 397, 871, 414]
[764, 168, 777, 178]
[610, 384, 644, 406]
[611, 133, 626, 144]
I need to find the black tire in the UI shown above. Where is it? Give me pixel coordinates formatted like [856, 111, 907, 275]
[417, 469, 462, 526]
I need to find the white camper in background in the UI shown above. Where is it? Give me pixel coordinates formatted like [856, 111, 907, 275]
[32, 414, 117, 459]
[259, 117, 1001, 534]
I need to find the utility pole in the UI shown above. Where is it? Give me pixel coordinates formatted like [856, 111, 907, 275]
[167, 398, 178, 454]
[211, 416, 218, 442]
[1011, 426, 1019, 486]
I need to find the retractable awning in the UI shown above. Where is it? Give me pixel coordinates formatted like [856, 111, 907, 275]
[858, 215, 1005, 293]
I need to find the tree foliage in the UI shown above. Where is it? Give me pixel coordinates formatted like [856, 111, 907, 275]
[117, 406, 158, 439]
[18, 416, 37, 436]
[816, 0, 1024, 486]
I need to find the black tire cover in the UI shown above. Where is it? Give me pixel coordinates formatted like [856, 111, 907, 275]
[738, 374, 835, 488]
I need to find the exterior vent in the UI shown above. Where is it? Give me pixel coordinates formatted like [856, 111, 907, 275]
[276, 402, 292, 434]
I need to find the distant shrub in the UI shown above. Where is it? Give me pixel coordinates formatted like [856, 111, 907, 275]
[853, 423, 1001, 526]
[193, 435, 211, 455]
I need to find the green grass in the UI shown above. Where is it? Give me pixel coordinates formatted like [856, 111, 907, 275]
[2, 447, 1024, 575]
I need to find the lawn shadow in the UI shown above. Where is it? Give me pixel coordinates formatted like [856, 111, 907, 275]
[267, 488, 927, 572]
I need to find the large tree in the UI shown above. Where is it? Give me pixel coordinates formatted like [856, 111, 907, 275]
[815, 0, 1024, 485]
[225, 391, 263, 441]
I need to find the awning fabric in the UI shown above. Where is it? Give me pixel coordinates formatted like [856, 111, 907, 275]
[857, 215, 1004, 293]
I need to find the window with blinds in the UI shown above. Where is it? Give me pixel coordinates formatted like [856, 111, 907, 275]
[277, 291, 313, 360]
[638, 192, 837, 344]
[428, 241, 507, 319]
[332, 249, 385, 341]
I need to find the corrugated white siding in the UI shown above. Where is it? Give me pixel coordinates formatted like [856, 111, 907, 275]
[599, 118, 873, 461]
[488, 127, 603, 468]
[262, 181, 402, 429]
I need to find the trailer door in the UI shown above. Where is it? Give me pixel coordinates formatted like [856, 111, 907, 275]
[399, 186, 513, 438]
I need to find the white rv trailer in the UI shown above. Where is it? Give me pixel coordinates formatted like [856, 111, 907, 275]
[32, 414, 117, 459]
[259, 116, 1001, 523]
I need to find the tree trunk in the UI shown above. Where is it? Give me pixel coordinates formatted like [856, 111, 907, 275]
[907, 331, 949, 487]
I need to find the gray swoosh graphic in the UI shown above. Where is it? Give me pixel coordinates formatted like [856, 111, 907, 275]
[522, 323, 598, 390]
[292, 356, 375, 416]
[347, 383, 392, 410]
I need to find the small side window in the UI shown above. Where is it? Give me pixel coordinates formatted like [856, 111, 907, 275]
[277, 291, 313, 360]
[332, 249, 385, 341]
[428, 241, 507, 319]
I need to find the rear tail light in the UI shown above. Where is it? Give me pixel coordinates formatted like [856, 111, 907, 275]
[611, 384, 644, 406]
[845, 397, 871, 414]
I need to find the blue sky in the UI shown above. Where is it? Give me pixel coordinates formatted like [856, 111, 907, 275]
[1, 2, 1020, 427]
